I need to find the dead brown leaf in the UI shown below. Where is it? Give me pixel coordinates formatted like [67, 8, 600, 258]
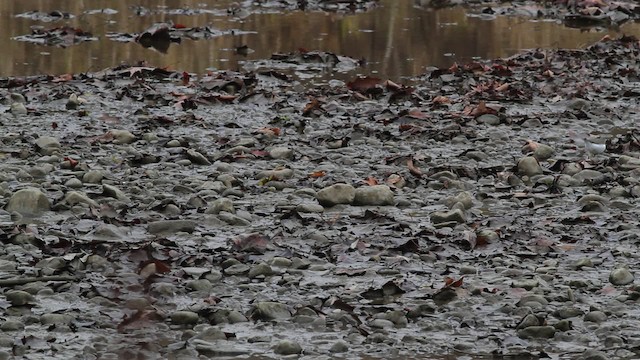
[347, 76, 382, 93]
[407, 158, 423, 177]
[363, 177, 379, 186]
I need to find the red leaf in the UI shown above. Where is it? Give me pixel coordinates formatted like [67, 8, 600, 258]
[63, 157, 79, 169]
[182, 71, 190, 86]
[309, 170, 326, 178]
[444, 276, 464, 288]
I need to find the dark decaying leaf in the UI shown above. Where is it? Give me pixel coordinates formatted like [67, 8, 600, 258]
[361, 280, 405, 300]
[231, 233, 270, 253]
[117, 310, 164, 333]
[347, 76, 382, 93]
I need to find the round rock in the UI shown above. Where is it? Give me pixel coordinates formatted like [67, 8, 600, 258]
[273, 340, 302, 355]
[5, 290, 34, 306]
[35, 136, 60, 155]
[609, 267, 634, 285]
[171, 311, 199, 325]
[518, 156, 543, 176]
[6, 188, 50, 215]
[249, 302, 291, 321]
[517, 325, 556, 339]
[353, 185, 394, 206]
[316, 183, 355, 207]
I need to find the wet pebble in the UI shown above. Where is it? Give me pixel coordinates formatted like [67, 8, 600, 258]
[218, 212, 250, 226]
[517, 156, 543, 176]
[207, 198, 234, 214]
[517, 314, 541, 329]
[516, 295, 548, 307]
[555, 307, 584, 319]
[35, 136, 60, 155]
[65, 191, 99, 207]
[581, 350, 607, 360]
[64, 178, 83, 188]
[193, 326, 226, 341]
[109, 129, 136, 144]
[186, 149, 211, 165]
[5, 290, 34, 306]
[249, 302, 291, 320]
[273, 340, 302, 355]
[82, 170, 104, 184]
[10, 102, 27, 115]
[0, 320, 24, 332]
[256, 168, 294, 180]
[430, 209, 465, 226]
[329, 340, 349, 353]
[353, 185, 394, 206]
[186, 279, 213, 292]
[609, 267, 634, 285]
[369, 319, 394, 329]
[295, 203, 324, 213]
[102, 184, 130, 202]
[573, 169, 603, 182]
[517, 325, 556, 339]
[269, 146, 294, 159]
[445, 191, 473, 209]
[171, 311, 199, 325]
[533, 143, 555, 160]
[477, 114, 500, 125]
[248, 262, 273, 278]
[316, 183, 355, 206]
[584, 311, 607, 323]
[512, 279, 539, 290]
[6, 188, 50, 215]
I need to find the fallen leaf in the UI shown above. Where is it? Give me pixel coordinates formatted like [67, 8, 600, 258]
[63, 157, 79, 169]
[257, 127, 280, 137]
[407, 158, 423, 177]
[139, 260, 171, 279]
[181, 71, 190, 86]
[303, 98, 321, 116]
[432, 95, 451, 104]
[117, 310, 163, 333]
[347, 76, 382, 93]
[232, 233, 269, 253]
[444, 276, 464, 287]
[309, 170, 326, 178]
[363, 177, 378, 186]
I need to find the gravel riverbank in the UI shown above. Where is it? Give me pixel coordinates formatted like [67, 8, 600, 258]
[0, 36, 639, 359]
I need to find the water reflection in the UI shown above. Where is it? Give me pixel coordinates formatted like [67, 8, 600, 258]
[0, 0, 636, 79]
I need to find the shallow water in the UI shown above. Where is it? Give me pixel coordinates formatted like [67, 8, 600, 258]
[1, 0, 638, 79]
